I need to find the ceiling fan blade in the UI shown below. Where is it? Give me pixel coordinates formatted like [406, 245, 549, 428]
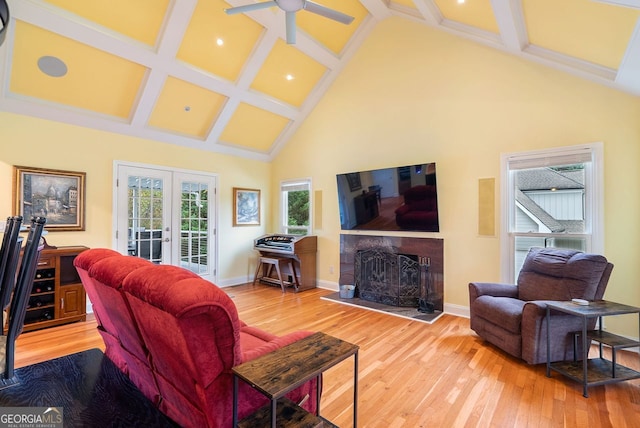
[285, 11, 296, 44]
[224, 1, 276, 15]
[304, 1, 354, 25]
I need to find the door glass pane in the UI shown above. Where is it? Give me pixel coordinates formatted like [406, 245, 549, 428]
[128, 176, 163, 264]
[180, 181, 208, 274]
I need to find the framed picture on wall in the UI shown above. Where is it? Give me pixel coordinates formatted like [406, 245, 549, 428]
[233, 187, 260, 226]
[13, 165, 86, 231]
[345, 173, 362, 192]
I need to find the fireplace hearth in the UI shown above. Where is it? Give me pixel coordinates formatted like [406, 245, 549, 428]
[340, 235, 443, 313]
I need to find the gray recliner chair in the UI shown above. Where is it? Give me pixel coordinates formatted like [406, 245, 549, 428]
[469, 247, 613, 364]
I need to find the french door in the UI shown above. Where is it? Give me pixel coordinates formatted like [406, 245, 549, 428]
[114, 162, 217, 281]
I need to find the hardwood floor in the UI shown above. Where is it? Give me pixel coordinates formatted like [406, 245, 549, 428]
[14, 284, 640, 427]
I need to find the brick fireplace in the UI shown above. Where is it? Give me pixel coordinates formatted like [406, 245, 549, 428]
[339, 234, 443, 313]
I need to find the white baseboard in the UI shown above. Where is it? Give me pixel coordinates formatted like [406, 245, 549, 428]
[445, 303, 470, 319]
[217, 276, 251, 288]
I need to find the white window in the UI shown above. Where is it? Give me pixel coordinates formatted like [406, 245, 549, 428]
[501, 143, 604, 282]
[281, 179, 311, 235]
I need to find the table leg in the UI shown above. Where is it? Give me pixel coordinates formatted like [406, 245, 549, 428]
[354, 350, 359, 428]
[546, 306, 551, 377]
[582, 317, 589, 398]
[316, 375, 321, 416]
[271, 399, 276, 428]
[233, 375, 238, 427]
[598, 316, 604, 359]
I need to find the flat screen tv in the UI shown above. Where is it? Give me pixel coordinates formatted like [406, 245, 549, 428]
[336, 163, 439, 232]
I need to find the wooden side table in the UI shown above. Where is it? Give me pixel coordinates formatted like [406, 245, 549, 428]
[545, 300, 640, 397]
[232, 332, 359, 427]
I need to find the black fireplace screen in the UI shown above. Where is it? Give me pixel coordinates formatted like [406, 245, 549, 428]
[356, 249, 422, 307]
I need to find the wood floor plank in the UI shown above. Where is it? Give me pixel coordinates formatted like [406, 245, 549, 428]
[12, 283, 640, 427]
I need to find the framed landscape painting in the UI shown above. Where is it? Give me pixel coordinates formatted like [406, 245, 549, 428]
[233, 187, 260, 226]
[13, 166, 86, 231]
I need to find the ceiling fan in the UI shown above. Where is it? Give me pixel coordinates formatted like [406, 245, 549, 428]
[225, 0, 355, 44]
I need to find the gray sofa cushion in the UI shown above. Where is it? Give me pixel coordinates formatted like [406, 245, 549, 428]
[517, 248, 608, 301]
[472, 296, 526, 334]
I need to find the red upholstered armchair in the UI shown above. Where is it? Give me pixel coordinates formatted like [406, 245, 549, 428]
[75, 249, 318, 428]
[469, 247, 613, 364]
[395, 185, 439, 231]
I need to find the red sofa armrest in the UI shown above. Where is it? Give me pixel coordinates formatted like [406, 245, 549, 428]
[241, 330, 315, 362]
[395, 204, 411, 216]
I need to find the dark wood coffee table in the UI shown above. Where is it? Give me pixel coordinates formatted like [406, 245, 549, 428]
[232, 331, 359, 427]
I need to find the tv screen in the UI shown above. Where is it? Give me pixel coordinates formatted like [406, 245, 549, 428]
[336, 163, 439, 232]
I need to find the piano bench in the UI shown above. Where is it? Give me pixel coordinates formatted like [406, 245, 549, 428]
[253, 256, 299, 293]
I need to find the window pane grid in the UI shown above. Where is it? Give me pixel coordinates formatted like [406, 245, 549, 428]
[128, 176, 163, 263]
[281, 179, 311, 236]
[503, 144, 601, 282]
[180, 182, 208, 274]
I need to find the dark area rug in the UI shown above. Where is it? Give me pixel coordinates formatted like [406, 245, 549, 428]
[321, 292, 443, 324]
[0, 348, 177, 427]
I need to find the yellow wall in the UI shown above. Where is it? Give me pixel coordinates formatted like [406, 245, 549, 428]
[271, 17, 640, 337]
[1, 16, 639, 339]
[0, 113, 271, 284]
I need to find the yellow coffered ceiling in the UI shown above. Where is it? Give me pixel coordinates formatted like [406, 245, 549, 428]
[1, 0, 639, 161]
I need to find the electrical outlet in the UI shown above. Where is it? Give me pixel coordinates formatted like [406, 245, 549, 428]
[329, 265, 334, 274]
[0, 221, 5, 233]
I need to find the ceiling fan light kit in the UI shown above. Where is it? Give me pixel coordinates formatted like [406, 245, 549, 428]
[225, 0, 354, 44]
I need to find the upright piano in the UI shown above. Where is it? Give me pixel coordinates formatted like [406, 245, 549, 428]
[253, 234, 317, 291]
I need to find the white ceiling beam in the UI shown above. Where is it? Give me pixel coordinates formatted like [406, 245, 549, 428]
[591, 0, 640, 9]
[490, 0, 528, 51]
[10, 0, 162, 68]
[615, 17, 640, 94]
[357, 0, 392, 21]
[131, 0, 198, 128]
[268, 14, 378, 159]
[155, 0, 198, 58]
[0, 90, 271, 161]
[129, 70, 167, 127]
[409, 0, 442, 26]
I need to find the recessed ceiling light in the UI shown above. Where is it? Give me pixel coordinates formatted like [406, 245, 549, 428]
[184, 106, 191, 112]
[37, 56, 67, 77]
[285, 74, 294, 81]
[216, 38, 224, 46]
[457, 0, 465, 3]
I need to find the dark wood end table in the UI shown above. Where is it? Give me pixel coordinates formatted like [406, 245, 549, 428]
[545, 300, 640, 397]
[232, 331, 359, 427]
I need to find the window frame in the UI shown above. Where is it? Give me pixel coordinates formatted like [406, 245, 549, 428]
[500, 143, 604, 283]
[280, 178, 312, 235]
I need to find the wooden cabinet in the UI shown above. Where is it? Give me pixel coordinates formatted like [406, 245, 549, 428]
[353, 191, 379, 225]
[22, 245, 89, 332]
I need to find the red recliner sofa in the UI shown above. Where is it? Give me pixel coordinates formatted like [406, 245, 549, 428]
[74, 249, 318, 427]
[394, 185, 439, 231]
